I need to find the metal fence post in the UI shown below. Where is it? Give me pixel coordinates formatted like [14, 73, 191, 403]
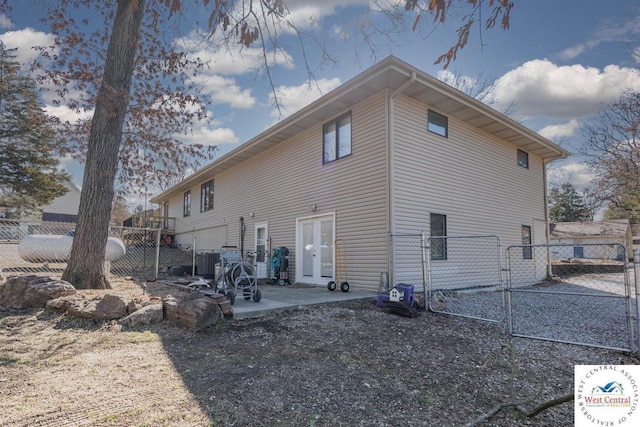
[388, 233, 393, 290]
[155, 228, 161, 280]
[634, 249, 640, 354]
[504, 247, 513, 335]
[421, 230, 428, 296]
[425, 236, 432, 302]
[192, 235, 197, 276]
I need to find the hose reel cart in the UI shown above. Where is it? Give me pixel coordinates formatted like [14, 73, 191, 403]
[270, 246, 290, 286]
[215, 246, 261, 305]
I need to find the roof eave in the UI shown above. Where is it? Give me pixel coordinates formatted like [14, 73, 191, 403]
[151, 56, 570, 203]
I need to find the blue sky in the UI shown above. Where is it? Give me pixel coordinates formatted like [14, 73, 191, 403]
[1, 1, 640, 207]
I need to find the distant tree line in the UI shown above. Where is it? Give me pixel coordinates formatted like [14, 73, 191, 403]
[549, 90, 640, 226]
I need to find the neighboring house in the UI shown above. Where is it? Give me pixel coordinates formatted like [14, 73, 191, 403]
[41, 179, 81, 223]
[549, 219, 633, 260]
[150, 56, 568, 293]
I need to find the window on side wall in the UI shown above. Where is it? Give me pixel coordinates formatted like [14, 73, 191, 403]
[183, 191, 191, 217]
[430, 213, 447, 260]
[428, 110, 448, 138]
[200, 180, 213, 212]
[323, 112, 352, 163]
[522, 225, 532, 259]
[517, 149, 529, 168]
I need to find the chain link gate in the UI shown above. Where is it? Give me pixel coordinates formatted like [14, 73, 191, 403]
[506, 243, 637, 352]
[389, 232, 640, 352]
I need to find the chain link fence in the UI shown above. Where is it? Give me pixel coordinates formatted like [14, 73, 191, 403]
[506, 243, 637, 352]
[426, 235, 504, 323]
[0, 219, 163, 280]
[152, 244, 274, 285]
[389, 233, 426, 291]
[388, 233, 504, 322]
[389, 233, 639, 352]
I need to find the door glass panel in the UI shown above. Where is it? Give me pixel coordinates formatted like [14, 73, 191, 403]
[320, 219, 333, 278]
[302, 222, 314, 276]
[256, 227, 266, 262]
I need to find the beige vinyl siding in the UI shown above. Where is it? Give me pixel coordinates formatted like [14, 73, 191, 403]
[392, 94, 545, 246]
[165, 92, 389, 291]
[391, 95, 546, 290]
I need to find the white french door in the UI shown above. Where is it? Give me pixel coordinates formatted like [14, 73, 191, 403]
[296, 214, 335, 285]
[254, 222, 268, 279]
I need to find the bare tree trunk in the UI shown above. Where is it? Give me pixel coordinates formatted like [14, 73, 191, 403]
[62, 0, 145, 289]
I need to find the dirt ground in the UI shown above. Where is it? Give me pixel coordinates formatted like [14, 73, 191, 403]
[0, 278, 637, 427]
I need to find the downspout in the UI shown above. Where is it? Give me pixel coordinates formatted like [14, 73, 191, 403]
[239, 216, 245, 256]
[387, 71, 416, 285]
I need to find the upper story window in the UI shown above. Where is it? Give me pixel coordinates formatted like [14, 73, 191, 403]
[200, 180, 213, 212]
[323, 112, 352, 163]
[430, 213, 448, 261]
[517, 149, 529, 168]
[183, 191, 191, 217]
[428, 110, 448, 138]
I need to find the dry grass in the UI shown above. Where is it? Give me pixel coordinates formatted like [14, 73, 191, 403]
[0, 278, 637, 426]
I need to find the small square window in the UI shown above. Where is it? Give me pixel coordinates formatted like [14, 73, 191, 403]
[428, 110, 448, 138]
[517, 149, 529, 168]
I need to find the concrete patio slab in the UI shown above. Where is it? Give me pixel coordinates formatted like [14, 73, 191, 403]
[229, 284, 376, 320]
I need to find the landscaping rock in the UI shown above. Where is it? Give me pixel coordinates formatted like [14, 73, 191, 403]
[0, 276, 73, 309]
[46, 294, 86, 311]
[164, 293, 222, 330]
[67, 293, 128, 321]
[119, 303, 164, 327]
[162, 295, 179, 322]
[127, 297, 146, 314]
[24, 280, 76, 308]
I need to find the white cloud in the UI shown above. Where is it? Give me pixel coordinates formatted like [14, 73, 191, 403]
[0, 27, 55, 68]
[436, 70, 478, 93]
[57, 153, 76, 170]
[492, 59, 640, 119]
[266, 0, 369, 31]
[0, 14, 14, 29]
[537, 119, 579, 141]
[179, 125, 239, 148]
[557, 40, 598, 62]
[269, 77, 342, 119]
[177, 31, 296, 110]
[557, 14, 640, 61]
[184, 41, 294, 75]
[199, 74, 256, 109]
[547, 161, 594, 190]
[44, 104, 93, 124]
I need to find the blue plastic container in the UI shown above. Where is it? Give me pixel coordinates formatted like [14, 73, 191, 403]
[376, 292, 390, 307]
[395, 284, 414, 306]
